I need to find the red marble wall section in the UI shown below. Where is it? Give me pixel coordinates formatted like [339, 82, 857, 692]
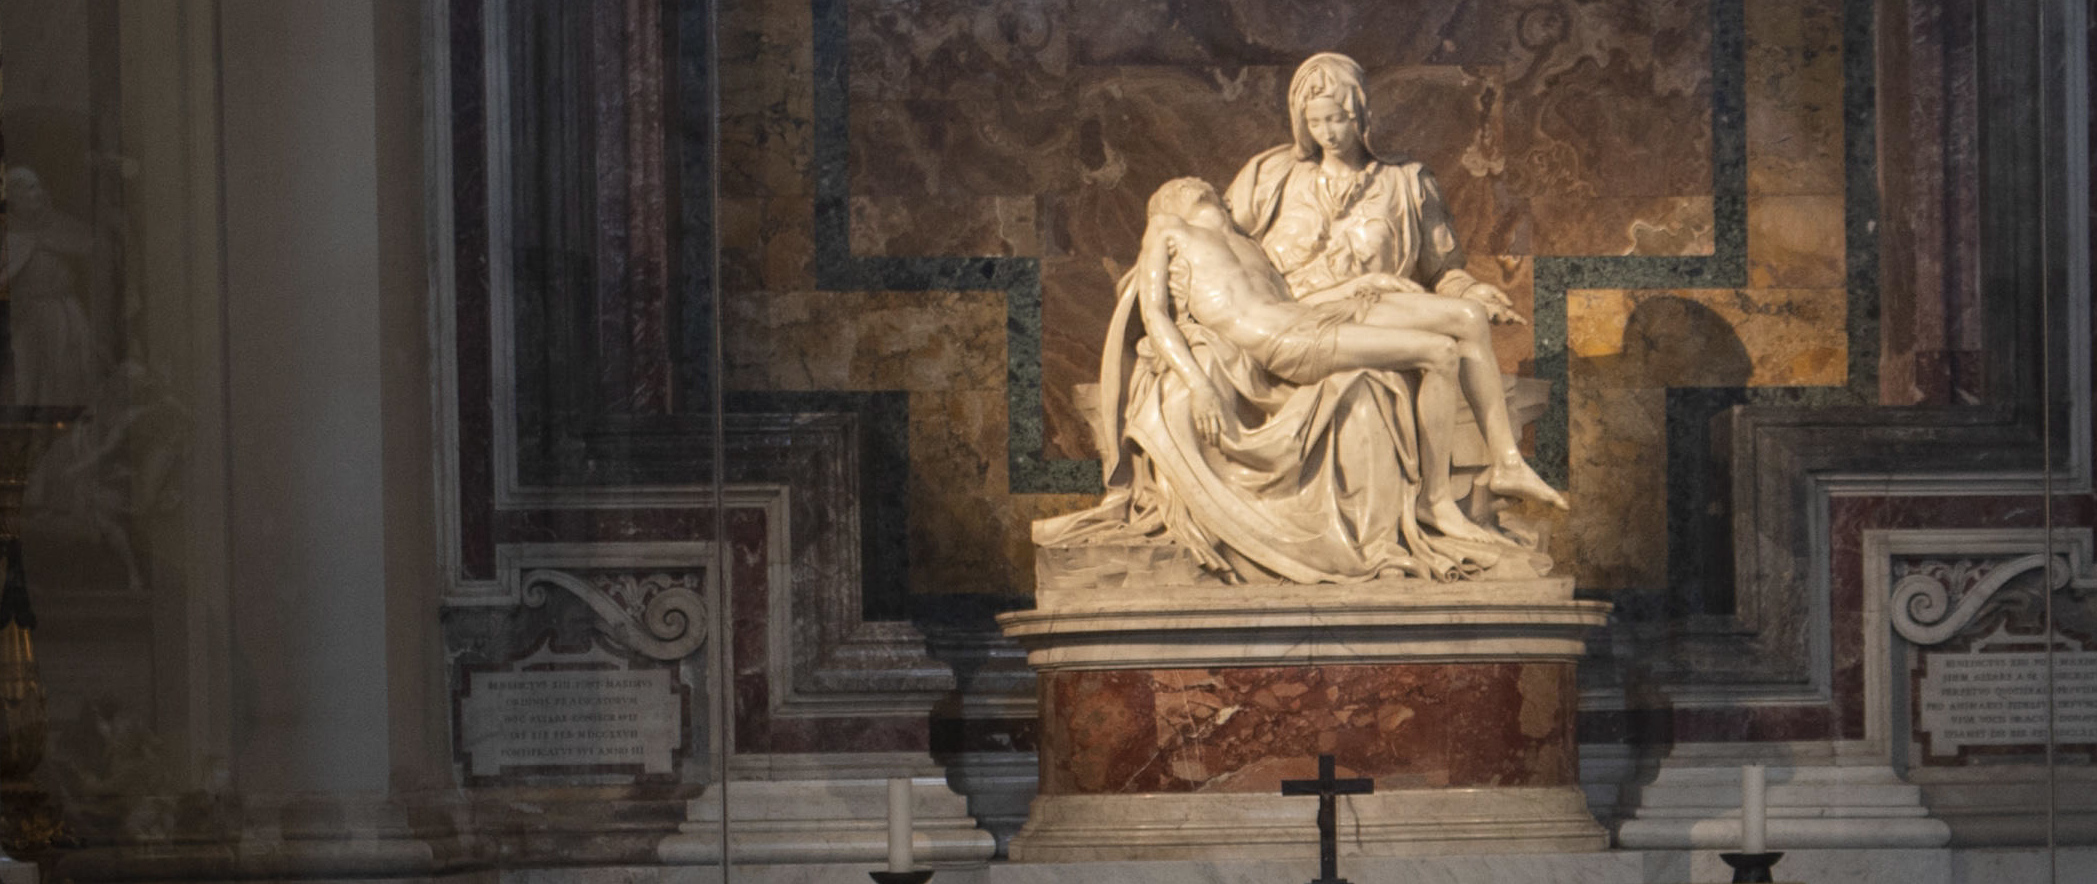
[1876, 0, 1983, 406]
[725, 506, 927, 755]
[1037, 662, 1577, 796]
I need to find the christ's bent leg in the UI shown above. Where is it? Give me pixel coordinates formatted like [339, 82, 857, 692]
[1357, 297, 1567, 510]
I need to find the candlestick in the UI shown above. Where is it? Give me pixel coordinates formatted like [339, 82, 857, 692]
[887, 776, 913, 873]
[1720, 851, 1783, 883]
[1740, 764, 1766, 854]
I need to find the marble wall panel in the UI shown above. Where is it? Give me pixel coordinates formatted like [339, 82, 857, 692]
[849, 98, 1081, 199]
[1743, 0, 1844, 196]
[1561, 284, 1844, 589]
[713, 0, 1901, 617]
[1565, 384, 1667, 592]
[849, 0, 1072, 102]
[1570, 289, 1847, 387]
[1747, 194, 1847, 288]
[850, 194, 1041, 257]
[1529, 196, 1716, 257]
[1036, 662, 1578, 795]
[719, 13, 814, 198]
[722, 289, 1005, 392]
[1494, 1, 1711, 203]
[909, 388, 1023, 595]
[1038, 255, 1118, 462]
[719, 197, 817, 292]
[1875, 0, 1983, 406]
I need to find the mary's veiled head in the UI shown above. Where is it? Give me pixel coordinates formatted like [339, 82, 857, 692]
[1287, 52, 1373, 161]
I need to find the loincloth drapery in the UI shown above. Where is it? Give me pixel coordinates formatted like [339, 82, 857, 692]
[1243, 298, 1372, 385]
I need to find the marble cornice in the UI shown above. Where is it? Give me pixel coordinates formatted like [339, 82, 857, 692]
[999, 578, 1609, 670]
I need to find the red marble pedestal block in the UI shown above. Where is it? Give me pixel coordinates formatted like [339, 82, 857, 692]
[1038, 662, 1577, 797]
[1000, 578, 1611, 860]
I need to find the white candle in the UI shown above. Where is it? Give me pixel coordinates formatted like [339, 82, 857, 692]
[887, 776, 913, 872]
[1741, 764, 1767, 854]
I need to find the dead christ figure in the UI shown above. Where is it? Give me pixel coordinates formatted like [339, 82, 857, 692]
[1138, 177, 1564, 518]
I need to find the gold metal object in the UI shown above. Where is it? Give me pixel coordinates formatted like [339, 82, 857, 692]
[0, 409, 82, 867]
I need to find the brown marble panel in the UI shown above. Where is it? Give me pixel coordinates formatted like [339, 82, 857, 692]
[1530, 196, 1716, 257]
[1054, 65, 1292, 258]
[850, 194, 1041, 257]
[909, 389, 1024, 596]
[1744, 0, 1844, 196]
[1747, 195, 1846, 289]
[719, 197, 817, 293]
[1066, 0, 1701, 75]
[849, 98, 1081, 198]
[721, 290, 1006, 392]
[1569, 289, 1846, 388]
[1039, 255, 1118, 463]
[850, 0, 1074, 101]
[1564, 385, 1666, 591]
[1364, 65, 1512, 257]
[1496, 2, 1711, 202]
[1037, 662, 1578, 795]
[719, 0, 814, 198]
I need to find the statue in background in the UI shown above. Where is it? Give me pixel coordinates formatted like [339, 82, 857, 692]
[3, 167, 100, 407]
[1036, 54, 1564, 585]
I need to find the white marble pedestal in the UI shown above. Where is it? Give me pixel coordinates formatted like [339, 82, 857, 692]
[997, 577, 1612, 861]
[1615, 763, 1951, 849]
[657, 757, 996, 865]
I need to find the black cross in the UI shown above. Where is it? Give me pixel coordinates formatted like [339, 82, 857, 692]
[1280, 754, 1374, 884]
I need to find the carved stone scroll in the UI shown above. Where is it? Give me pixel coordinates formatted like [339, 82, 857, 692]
[521, 569, 706, 661]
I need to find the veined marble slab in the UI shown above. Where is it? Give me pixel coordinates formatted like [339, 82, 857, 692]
[999, 576, 1608, 670]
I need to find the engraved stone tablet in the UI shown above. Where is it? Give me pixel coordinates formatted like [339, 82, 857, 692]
[456, 639, 688, 781]
[1917, 646, 2097, 755]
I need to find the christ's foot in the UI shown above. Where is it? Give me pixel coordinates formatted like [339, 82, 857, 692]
[1484, 460, 1570, 510]
[1420, 499, 1500, 544]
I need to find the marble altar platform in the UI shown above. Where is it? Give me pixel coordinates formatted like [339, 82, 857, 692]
[477, 847, 2097, 884]
[996, 574, 1612, 861]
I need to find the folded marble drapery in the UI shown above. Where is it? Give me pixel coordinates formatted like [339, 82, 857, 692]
[1035, 271, 1541, 584]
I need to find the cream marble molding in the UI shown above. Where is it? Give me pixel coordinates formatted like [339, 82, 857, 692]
[998, 577, 1608, 671]
[658, 775, 996, 865]
[1009, 788, 1605, 863]
[1614, 764, 1950, 850]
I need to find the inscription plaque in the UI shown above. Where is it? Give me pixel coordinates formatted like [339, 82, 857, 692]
[1917, 648, 2097, 755]
[457, 639, 688, 781]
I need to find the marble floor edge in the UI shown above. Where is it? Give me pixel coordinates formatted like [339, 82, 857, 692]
[479, 847, 2097, 884]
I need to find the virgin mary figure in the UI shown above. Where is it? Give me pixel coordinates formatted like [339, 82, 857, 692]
[1226, 53, 1554, 531]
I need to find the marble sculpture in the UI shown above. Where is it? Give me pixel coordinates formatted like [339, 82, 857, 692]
[1036, 53, 1567, 584]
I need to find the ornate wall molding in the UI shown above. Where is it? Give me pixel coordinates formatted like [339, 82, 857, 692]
[521, 568, 708, 661]
[1862, 528, 2095, 756]
[1890, 551, 2097, 647]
